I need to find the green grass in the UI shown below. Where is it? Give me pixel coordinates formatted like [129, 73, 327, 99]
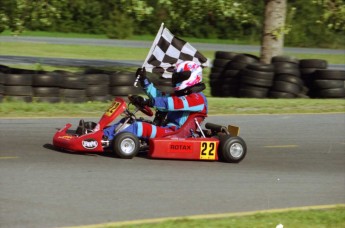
[0, 98, 344, 118]
[70, 205, 345, 228]
[1, 41, 344, 64]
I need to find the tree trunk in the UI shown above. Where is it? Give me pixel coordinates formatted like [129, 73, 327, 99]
[260, 0, 287, 64]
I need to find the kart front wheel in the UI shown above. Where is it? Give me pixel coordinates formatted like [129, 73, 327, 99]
[113, 132, 139, 159]
[218, 136, 247, 163]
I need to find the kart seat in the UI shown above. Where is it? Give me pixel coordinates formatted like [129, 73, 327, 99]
[161, 113, 207, 138]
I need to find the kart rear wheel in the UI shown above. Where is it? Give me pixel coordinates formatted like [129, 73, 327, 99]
[113, 132, 139, 159]
[218, 136, 247, 163]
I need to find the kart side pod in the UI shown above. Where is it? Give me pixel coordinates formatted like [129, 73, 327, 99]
[149, 138, 220, 161]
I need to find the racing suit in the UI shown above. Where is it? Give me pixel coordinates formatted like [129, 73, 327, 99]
[103, 82, 208, 140]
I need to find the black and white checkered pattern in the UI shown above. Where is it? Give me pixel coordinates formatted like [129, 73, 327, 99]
[142, 23, 209, 78]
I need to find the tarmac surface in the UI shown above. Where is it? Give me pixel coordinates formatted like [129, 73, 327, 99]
[1, 114, 344, 228]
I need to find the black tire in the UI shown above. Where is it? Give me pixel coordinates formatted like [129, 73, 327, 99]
[226, 61, 248, 70]
[240, 75, 274, 87]
[238, 87, 268, 98]
[313, 70, 345, 80]
[0, 65, 11, 73]
[109, 86, 143, 96]
[109, 72, 135, 86]
[222, 70, 240, 78]
[273, 62, 299, 69]
[299, 59, 328, 69]
[85, 73, 110, 85]
[4, 85, 33, 96]
[272, 81, 301, 95]
[312, 80, 344, 89]
[240, 68, 275, 80]
[215, 51, 238, 60]
[33, 87, 60, 97]
[33, 73, 61, 87]
[113, 132, 140, 159]
[274, 74, 304, 88]
[218, 136, 247, 163]
[271, 55, 299, 64]
[210, 67, 224, 74]
[0, 72, 5, 84]
[232, 54, 259, 64]
[87, 95, 112, 102]
[86, 85, 109, 96]
[300, 68, 318, 76]
[213, 59, 231, 68]
[60, 74, 87, 89]
[61, 97, 87, 103]
[34, 97, 61, 103]
[316, 88, 345, 98]
[60, 88, 86, 98]
[5, 74, 32, 86]
[4, 95, 32, 102]
[274, 67, 301, 77]
[246, 63, 274, 72]
[269, 91, 296, 98]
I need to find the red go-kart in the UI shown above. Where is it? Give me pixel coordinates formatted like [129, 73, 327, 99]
[53, 96, 247, 163]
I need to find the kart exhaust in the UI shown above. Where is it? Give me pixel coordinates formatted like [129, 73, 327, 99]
[205, 123, 230, 135]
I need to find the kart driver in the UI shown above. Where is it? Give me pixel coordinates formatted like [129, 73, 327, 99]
[102, 60, 208, 140]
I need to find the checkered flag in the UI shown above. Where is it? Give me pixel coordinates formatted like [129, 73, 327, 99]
[142, 23, 209, 78]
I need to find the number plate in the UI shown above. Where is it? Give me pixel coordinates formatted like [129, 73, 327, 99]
[200, 141, 216, 160]
[105, 101, 121, 116]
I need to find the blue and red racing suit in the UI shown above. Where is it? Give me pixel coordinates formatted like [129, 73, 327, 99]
[103, 82, 208, 140]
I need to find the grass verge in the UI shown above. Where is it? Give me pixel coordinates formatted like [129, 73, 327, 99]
[0, 98, 344, 118]
[1, 42, 344, 64]
[72, 205, 345, 228]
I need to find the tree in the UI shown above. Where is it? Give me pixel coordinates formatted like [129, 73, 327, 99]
[260, 0, 287, 64]
[0, 0, 61, 35]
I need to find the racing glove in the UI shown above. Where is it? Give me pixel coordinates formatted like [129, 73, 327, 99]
[135, 67, 151, 87]
[131, 95, 154, 107]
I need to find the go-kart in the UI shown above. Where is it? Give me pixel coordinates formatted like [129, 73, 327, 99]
[53, 95, 247, 163]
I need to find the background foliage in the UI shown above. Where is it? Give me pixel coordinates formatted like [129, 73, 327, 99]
[0, 0, 344, 48]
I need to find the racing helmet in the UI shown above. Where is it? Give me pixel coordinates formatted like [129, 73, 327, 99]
[172, 61, 202, 92]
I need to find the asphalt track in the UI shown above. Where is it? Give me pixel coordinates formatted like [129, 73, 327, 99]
[0, 114, 344, 228]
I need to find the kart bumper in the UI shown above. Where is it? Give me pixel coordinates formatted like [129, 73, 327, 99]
[53, 123, 105, 152]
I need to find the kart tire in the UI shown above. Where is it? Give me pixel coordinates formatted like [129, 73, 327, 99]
[113, 132, 140, 159]
[218, 136, 247, 163]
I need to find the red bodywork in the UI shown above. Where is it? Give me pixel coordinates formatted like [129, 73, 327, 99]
[53, 97, 127, 152]
[53, 97, 220, 161]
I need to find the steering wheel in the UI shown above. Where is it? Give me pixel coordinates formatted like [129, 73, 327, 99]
[128, 95, 153, 117]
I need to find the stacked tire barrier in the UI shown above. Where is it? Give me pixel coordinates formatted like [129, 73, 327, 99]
[209, 52, 345, 98]
[0, 66, 168, 103]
